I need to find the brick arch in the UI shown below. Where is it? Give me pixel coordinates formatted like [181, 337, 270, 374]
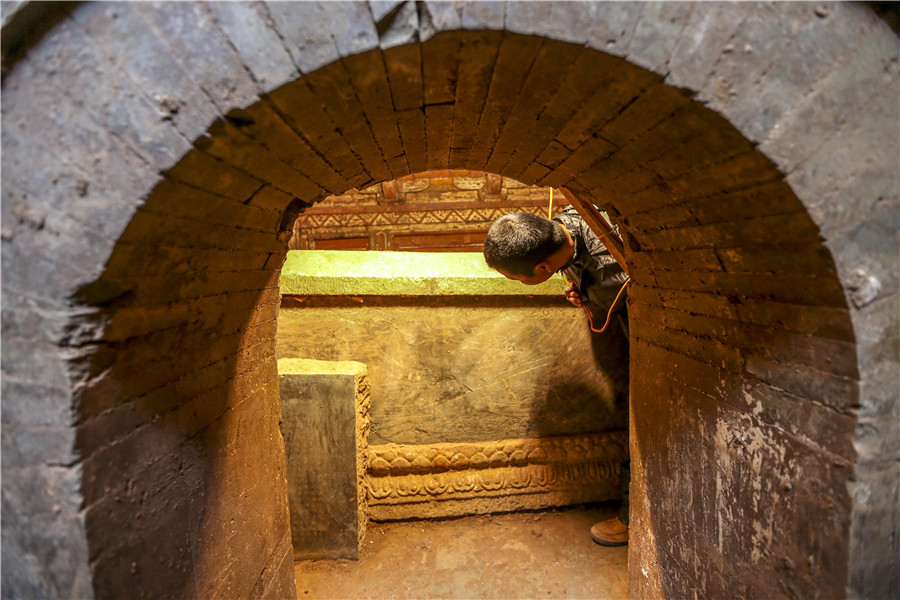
[2, 2, 896, 599]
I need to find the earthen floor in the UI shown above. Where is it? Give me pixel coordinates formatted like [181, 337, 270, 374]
[294, 504, 628, 599]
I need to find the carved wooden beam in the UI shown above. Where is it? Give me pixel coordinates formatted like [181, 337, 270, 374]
[560, 188, 628, 273]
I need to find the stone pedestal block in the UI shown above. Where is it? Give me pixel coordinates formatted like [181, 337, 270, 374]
[278, 358, 370, 560]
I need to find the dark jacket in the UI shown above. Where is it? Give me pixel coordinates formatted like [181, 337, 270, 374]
[553, 207, 628, 313]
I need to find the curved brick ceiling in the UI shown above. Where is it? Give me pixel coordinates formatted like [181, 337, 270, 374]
[2, 2, 896, 599]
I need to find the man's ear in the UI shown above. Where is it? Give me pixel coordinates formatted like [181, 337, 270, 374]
[534, 261, 554, 276]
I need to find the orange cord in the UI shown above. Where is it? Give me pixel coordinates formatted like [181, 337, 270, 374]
[582, 276, 631, 333]
[549, 189, 629, 333]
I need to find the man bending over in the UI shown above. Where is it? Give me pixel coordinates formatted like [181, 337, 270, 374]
[483, 207, 630, 546]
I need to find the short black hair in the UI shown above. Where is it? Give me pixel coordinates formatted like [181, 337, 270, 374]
[483, 212, 567, 276]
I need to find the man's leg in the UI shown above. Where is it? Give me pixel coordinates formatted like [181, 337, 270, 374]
[591, 460, 629, 546]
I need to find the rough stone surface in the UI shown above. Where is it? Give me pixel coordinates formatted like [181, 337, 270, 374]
[276, 299, 629, 447]
[278, 359, 370, 560]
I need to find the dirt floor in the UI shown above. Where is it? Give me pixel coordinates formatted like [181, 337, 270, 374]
[294, 504, 628, 599]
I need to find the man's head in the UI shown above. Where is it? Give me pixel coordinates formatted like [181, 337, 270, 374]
[483, 212, 570, 285]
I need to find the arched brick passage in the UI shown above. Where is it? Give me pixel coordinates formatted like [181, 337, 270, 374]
[2, 2, 896, 599]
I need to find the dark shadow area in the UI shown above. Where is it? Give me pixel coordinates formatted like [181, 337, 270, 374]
[70, 156, 295, 598]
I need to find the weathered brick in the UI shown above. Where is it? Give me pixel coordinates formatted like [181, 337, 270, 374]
[450, 31, 503, 167]
[626, 1, 695, 75]
[3, 69, 161, 204]
[263, 2, 339, 74]
[197, 117, 324, 202]
[623, 180, 805, 233]
[300, 61, 391, 182]
[627, 247, 723, 273]
[0, 207, 108, 303]
[467, 34, 542, 169]
[11, 17, 191, 172]
[618, 151, 781, 215]
[205, 2, 299, 94]
[636, 211, 820, 251]
[726, 1, 874, 144]
[487, 39, 584, 175]
[185, 392, 287, 599]
[247, 185, 295, 213]
[792, 87, 899, 211]
[383, 42, 427, 174]
[375, 1, 418, 48]
[505, 49, 630, 179]
[266, 80, 369, 186]
[79, 345, 277, 486]
[599, 83, 694, 149]
[666, 2, 750, 90]
[460, 0, 504, 30]
[795, 98, 900, 240]
[251, 530, 295, 600]
[552, 63, 657, 152]
[104, 243, 270, 277]
[0, 463, 90, 599]
[631, 313, 743, 372]
[137, 2, 259, 112]
[631, 299, 857, 378]
[146, 179, 282, 233]
[425, 103, 454, 170]
[341, 50, 408, 178]
[539, 135, 617, 189]
[716, 243, 838, 278]
[218, 102, 349, 194]
[745, 355, 858, 412]
[70, 2, 220, 141]
[395, 108, 428, 175]
[697, 2, 809, 113]
[579, 1, 643, 58]
[117, 208, 283, 254]
[628, 283, 855, 341]
[761, 21, 899, 172]
[422, 30, 460, 105]
[504, 1, 553, 37]
[165, 147, 264, 202]
[419, 1, 462, 33]
[1, 127, 138, 242]
[828, 203, 900, 307]
[648, 268, 846, 307]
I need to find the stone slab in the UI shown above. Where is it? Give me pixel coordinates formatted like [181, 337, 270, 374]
[278, 358, 370, 560]
[279, 250, 567, 296]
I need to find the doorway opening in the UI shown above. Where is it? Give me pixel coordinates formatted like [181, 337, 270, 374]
[277, 171, 631, 597]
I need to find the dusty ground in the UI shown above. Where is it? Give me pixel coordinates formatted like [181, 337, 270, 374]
[294, 504, 628, 599]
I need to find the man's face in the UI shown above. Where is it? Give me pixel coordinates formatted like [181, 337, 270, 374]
[496, 267, 554, 286]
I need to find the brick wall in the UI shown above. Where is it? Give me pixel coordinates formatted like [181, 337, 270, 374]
[2, 2, 896, 599]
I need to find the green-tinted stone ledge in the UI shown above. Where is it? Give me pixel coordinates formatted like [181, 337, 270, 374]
[277, 357, 368, 377]
[280, 250, 567, 296]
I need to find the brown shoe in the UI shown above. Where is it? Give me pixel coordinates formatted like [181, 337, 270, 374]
[591, 517, 628, 546]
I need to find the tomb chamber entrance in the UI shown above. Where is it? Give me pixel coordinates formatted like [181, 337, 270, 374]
[2, 3, 896, 600]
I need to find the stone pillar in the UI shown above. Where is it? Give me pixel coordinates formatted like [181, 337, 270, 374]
[278, 359, 370, 560]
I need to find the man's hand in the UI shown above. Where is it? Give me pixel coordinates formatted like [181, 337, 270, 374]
[564, 281, 584, 307]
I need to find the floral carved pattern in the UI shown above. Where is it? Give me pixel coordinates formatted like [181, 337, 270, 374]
[364, 432, 628, 518]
